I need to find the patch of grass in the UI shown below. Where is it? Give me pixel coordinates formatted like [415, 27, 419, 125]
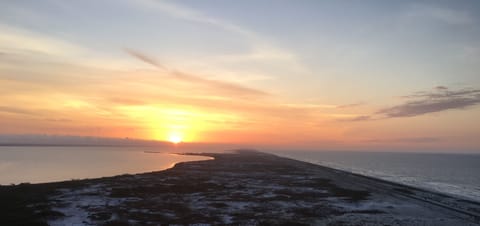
[0, 181, 82, 225]
[89, 211, 112, 221]
[109, 180, 225, 198]
[394, 187, 414, 195]
[209, 202, 228, 208]
[258, 220, 310, 226]
[349, 209, 385, 214]
[273, 189, 329, 200]
[0, 179, 90, 225]
[102, 219, 130, 226]
[329, 186, 370, 202]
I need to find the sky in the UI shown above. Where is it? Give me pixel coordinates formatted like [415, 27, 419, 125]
[1, 0, 479, 152]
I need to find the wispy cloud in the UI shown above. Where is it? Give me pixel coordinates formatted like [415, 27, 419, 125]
[405, 3, 472, 25]
[365, 137, 441, 143]
[435, 85, 448, 90]
[336, 102, 365, 109]
[0, 106, 37, 116]
[279, 103, 337, 109]
[124, 48, 168, 70]
[338, 86, 480, 122]
[338, 115, 371, 122]
[135, 0, 256, 39]
[125, 48, 268, 98]
[0, 23, 86, 57]
[132, 0, 307, 73]
[378, 86, 480, 118]
[109, 97, 146, 106]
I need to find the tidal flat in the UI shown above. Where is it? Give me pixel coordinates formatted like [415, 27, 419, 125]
[1, 150, 479, 225]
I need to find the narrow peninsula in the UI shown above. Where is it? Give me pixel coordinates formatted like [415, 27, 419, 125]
[1, 150, 479, 225]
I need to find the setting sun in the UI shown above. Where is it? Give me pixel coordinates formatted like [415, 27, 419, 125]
[168, 134, 183, 144]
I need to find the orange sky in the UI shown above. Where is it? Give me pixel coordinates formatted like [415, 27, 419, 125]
[1, 58, 478, 151]
[1, 1, 480, 152]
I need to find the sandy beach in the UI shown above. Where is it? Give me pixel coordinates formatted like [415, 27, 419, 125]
[1, 150, 479, 225]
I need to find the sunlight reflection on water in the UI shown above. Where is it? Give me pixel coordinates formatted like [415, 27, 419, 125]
[0, 146, 210, 185]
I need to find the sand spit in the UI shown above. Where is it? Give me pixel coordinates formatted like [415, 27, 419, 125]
[1, 150, 479, 225]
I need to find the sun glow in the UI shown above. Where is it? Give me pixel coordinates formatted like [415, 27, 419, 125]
[168, 133, 183, 144]
[119, 105, 243, 143]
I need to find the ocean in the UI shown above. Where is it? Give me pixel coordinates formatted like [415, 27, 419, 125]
[268, 150, 480, 202]
[0, 146, 209, 185]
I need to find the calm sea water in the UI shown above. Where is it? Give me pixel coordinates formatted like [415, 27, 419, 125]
[0, 146, 210, 185]
[268, 150, 480, 202]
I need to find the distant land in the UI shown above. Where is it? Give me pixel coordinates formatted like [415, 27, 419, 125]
[0, 134, 240, 153]
[0, 134, 169, 147]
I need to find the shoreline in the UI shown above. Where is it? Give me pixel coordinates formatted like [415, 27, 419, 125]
[273, 153, 480, 218]
[1, 150, 479, 225]
[275, 152, 480, 203]
[271, 150, 480, 204]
